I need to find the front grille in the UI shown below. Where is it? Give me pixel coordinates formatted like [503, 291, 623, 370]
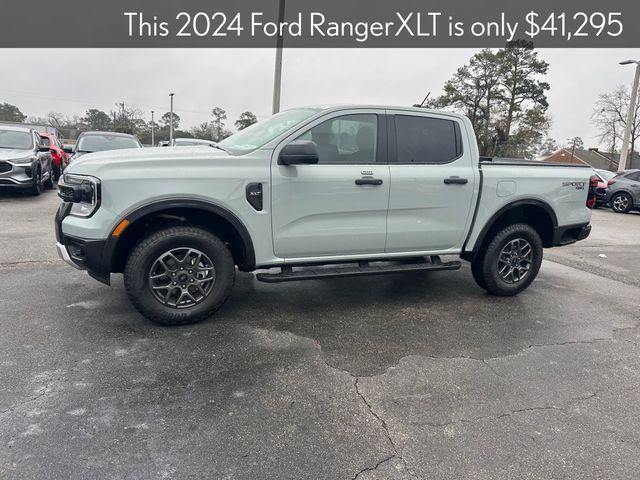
[0, 162, 12, 173]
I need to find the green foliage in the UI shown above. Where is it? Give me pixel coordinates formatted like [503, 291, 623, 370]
[426, 41, 550, 158]
[235, 111, 258, 130]
[210, 107, 228, 142]
[565, 137, 584, 150]
[160, 111, 180, 131]
[0, 102, 27, 123]
[83, 109, 112, 131]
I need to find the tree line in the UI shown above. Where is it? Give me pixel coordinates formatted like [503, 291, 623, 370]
[2, 45, 638, 158]
[421, 40, 639, 159]
[0, 102, 257, 145]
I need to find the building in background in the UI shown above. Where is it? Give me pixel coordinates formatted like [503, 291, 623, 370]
[543, 148, 640, 171]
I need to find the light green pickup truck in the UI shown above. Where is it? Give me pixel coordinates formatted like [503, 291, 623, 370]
[56, 105, 595, 325]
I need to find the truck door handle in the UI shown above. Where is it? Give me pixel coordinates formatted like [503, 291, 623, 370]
[443, 177, 468, 185]
[355, 178, 383, 186]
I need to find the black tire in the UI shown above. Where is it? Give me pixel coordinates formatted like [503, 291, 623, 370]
[124, 226, 235, 326]
[611, 192, 632, 214]
[53, 164, 61, 181]
[29, 168, 42, 196]
[43, 164, 54, 189]
[472, 223, 543, 296]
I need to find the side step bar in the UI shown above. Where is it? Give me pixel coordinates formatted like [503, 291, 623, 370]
[255, 256, 461, 283]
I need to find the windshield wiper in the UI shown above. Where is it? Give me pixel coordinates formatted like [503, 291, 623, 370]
[212, 145, 227, 152]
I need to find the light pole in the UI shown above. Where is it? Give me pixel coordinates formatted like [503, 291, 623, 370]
[618, 60, 640, 171]
[150, 110, 155, 146]
[272, 0, 285, 114]
[169, 93, 175, 143]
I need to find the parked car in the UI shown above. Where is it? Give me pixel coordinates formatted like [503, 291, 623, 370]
[165, 138, 217, 147]
[0, 125, 54, 195]
[64, 131, 143, 163]
[592, 168, 617, 207]
[56, 105, 595, 325]
[40, 132, 69, 180]
[604, 169, 640, 213]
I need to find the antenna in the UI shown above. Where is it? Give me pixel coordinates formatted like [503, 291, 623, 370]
[418, 92, 431, 108]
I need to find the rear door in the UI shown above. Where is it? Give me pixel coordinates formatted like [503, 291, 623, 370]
[271, 109, 390, 259]
[385, 111, 476, 253]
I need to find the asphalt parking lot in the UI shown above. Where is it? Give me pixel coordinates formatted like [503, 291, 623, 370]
[1, 189, 639, 479]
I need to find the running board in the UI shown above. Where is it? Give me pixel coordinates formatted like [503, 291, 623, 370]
[255, 257, 461, 283]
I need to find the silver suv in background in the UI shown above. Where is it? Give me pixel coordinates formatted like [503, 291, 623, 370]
[0, 125, 54, 195]
[605, 169, 640, 213]
[64, 131, 143, 163]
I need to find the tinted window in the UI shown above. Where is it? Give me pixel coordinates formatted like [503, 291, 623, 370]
[626, 172, 640, 181]
[296, 114, 377, 164]
[40, 136, 50, 147]
[77, 135, 141, 153]
[394, 115, 460, 164]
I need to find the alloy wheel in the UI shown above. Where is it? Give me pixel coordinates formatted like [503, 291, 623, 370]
[148, 247, 216, 308]
[612, 194, 629, 212]
[497, 238, 533, 284]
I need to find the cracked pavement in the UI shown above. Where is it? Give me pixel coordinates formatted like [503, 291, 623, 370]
[1, 191, 639, 479]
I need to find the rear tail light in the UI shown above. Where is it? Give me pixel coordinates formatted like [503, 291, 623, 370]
[586, 175, 598, 209]
[607, 179, 616, 186]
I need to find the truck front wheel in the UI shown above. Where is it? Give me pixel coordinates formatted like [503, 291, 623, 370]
[124, 226, 235, 326]
[471, 223, 543, 296]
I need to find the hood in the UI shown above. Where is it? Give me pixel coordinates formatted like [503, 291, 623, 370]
[67, 146, 234, 177]
[0, 148, 34, 162]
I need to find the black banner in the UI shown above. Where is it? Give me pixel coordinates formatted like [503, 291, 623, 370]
[1, 0, 638, 48]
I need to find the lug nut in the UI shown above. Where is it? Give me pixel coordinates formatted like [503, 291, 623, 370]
[173, 282, 177, 285]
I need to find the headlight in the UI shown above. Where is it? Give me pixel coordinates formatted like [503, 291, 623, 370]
[11, 157, 33, 164]
[58, 173, 101, 217]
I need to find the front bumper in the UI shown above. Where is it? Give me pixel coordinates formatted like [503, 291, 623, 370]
[55, 202, 111, 285]
[0, 161, 35, 187]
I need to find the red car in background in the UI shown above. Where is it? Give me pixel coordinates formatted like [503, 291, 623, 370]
[39, 133, 69, 180]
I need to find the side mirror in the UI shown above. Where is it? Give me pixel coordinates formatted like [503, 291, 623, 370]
[62, 145, 74, 154]
[278, 140, 319, 165]
[38, 145, 50, 153]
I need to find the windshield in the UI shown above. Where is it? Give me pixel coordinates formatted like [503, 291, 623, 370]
[217, 108, 322, 154]
[0, 130, 33, 150]
[77, 135, 141, 153]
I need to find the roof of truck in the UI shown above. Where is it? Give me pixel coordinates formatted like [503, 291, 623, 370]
[302, 105, 465, 117]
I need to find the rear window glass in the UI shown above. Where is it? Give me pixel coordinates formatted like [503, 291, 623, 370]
[394, 115, 461, 164]
[77, 135, 141, 153]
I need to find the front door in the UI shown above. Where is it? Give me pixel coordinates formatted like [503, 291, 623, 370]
[271, 110, 390, 259]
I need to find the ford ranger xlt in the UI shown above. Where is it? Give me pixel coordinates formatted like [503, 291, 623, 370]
[55, 106, 595, 325]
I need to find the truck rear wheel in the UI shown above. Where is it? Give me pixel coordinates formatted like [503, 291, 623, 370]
[472, 223, 543, 296]
[124, 226, 235, 326]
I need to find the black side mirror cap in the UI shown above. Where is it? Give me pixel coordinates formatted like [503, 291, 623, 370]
[62, 145, 74, 154]
[38, 145, 50, 152]
[278, 140, 319, 165]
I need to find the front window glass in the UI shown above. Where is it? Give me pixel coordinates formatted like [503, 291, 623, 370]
[0, 130, 34, 150]
[295, 114, 378, 164]
[217, 108, 321, 155]
[77, 135, 141, 153]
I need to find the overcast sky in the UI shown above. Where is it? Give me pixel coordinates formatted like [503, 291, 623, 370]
[2, 48, 639, 147]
